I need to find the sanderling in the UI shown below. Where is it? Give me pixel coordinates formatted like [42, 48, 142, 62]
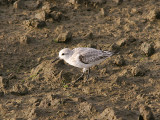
[52, 47, 114, 83]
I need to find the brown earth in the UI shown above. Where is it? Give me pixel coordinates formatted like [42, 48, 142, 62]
[0, 0, 160, 120]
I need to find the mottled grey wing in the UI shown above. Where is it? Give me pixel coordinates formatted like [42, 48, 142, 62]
[79, 50, 113, 64]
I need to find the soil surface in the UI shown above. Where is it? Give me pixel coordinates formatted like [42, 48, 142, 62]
[0, 0, 160, 120]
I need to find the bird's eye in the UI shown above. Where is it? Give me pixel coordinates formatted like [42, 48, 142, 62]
[62, 53, 65, 55]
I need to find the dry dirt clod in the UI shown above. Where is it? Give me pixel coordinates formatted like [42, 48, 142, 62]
[79, 102, 96, 114]
[11, 84, 28, 95]
[141, 42, 155, 56]
[116, 36, 136, 47]
[151, 52, 160, 62]
[20, 35, 32, 45]
[23, 19, 46, 28]
[50, 11, 63, 22]
[144, 9, 160, 21]
[93, 107, 139, 120]
[35, 11, 48, 21]
[116, 38, 126, 47]
[139, 105, 155, 120]
[42, 2, 57, 13]
[55, 31, 72, 43]
[114, 55, 125, 66]
[31, 19, 46, 28]
[131, 65, 145, 76]
[54, 25, 65, 34]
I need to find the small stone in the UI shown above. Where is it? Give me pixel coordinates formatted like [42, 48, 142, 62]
[131, 65, 145, 76]
[0, 76, 9, 88]
[35, 11, 48, 21]
[139, 105, 155, 120]
[55, 31, 72, 43]
[114, 55, 125, 66]
[141, 42, 155, 56]
[11, 84, 28, 95]
[20, 35, 32, 45]
[13, 0, 25, 9]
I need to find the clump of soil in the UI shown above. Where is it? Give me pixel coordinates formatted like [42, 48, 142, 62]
[0, 0, 160, 119]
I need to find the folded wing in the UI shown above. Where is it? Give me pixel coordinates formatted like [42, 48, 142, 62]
[79, 50, 113, 64]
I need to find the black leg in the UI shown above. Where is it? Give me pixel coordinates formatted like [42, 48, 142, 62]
[86, 68, 90, 81]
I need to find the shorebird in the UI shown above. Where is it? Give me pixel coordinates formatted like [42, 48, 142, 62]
[52, 47, 114, 83]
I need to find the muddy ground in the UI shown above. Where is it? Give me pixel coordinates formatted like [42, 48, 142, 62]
[0, 0, 160, 120]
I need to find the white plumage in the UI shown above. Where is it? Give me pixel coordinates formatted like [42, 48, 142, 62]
[54, 47, 114, 82]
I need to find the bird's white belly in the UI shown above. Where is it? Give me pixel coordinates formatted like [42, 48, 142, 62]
[66, 58, 105, 69]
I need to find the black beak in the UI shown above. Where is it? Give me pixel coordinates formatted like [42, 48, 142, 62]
[52, 57, 59, 63]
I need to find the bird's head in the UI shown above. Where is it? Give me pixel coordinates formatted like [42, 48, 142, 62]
[52, 48, 72, 63]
